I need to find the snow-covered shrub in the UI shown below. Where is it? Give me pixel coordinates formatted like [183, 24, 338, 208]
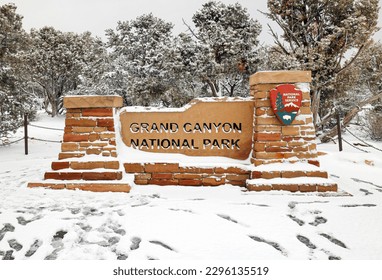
[366, 109, 382, 140]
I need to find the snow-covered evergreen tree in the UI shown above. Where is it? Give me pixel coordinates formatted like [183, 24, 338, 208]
[0, 3, 36, 137]
[186, 1, 262, 97]
[25, 27, 105, 116]
[334, 41, 382, 139]
[257, 45, 300, 71]
[349, 41, 382, 97]
[105, 14, 194, 107]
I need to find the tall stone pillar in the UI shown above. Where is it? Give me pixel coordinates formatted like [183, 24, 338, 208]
[247, 71, 337, 192]
[250, 71, 319, 166]
[28, 95, 131, 193]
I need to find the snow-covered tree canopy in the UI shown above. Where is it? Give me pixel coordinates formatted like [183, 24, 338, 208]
[188, 1, 262, 97]
[25, 27, 106, 116]
[265, 0, 380, 124]
[105, 14, 196, 107]
[0, 3, 34, 137]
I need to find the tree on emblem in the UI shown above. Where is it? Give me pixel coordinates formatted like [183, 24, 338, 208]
[276, 92, 284, 111]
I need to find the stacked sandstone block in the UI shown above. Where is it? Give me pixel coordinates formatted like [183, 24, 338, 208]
[247, 166, 337, 192]
[250, 71, 319, 166]
[124, 163, 250, 187]
[247, 71, 337, 192]
[28, 95, 131, 193]
[123, 162, 336, 192]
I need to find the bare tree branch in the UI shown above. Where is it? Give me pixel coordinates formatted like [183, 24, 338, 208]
[320, 92, 382, 142]
[267, 24, 290, 55]
[182, 18, 200, 40]
[337, 41, 371, 75]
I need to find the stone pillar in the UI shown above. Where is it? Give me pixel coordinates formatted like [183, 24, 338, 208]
[28, 95, 131, 193]
[60, 95, 122, 160]
[250, 71, 319, 167]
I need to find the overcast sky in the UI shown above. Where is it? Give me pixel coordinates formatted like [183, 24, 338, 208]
[6, 0, 382, 44]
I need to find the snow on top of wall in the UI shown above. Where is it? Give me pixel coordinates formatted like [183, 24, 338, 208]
[120, 97, 253, 113]
[254, 162, 320, 171]
[247, 177, 336, 185]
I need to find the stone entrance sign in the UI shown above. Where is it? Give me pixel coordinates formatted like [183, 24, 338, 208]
[120, 98, 255, 160]
[28, 71, 338, 193]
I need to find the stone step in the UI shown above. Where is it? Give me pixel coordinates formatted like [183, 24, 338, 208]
[51, 161, 120, 170]
[246, 177, 338, 192]
[28, 182, 130, 193]
[58, 151, 117, 160]
[44, 171, 123, 181]
[251, 170, 328, 179]
[58, 152, 85, 160]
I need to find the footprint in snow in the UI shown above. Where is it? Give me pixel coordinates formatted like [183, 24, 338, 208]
[309, 216, 327, 227]
[107, 223, 126, 236]
[130, 237, 141, 251]
[69, 208, 81, 215]
[320, 248, 342, 260]
[8, 239, 23, 251]
[0, 223, 15, 241]
[287, 214, 305, 226]
[113, 228, 126, 236]
[76, 223, 92, 232]
[2, 250, 14, 260]
[108, 236, 120, 246]
[351, 178, 382, 189]
[169, 208, 194, 214]
[248, 235, 288, 257]
[288, 201, 297, 210]
[340, 204, 376, 208]
[45, 231, 67, 260]
[131, 202, 150, 207]
[360, 188, 373, 195]
[217, 214, 239, 224]
[17, 215, 42, 226]
[320, 233, 348, 249]
[296, 235, 317, 249]
[233, 203, 270, 207]
[53, 230, 67, 240]
[25, 239, 43, 257]
[51, 207, 65, 212]
[149, 240, 177, 252]
[116, 209, 125, 216]
[117, 253, 128, 260]
[82, 207, 103, 216]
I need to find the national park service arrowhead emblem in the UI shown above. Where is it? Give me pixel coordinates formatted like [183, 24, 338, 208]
[270, 84, 302, 125]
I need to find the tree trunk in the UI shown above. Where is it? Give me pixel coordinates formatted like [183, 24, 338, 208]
[50, 100, 58, 117]
[205, 78, 218, 97]
[44, 87, 58, 117]
[320, 92, 382, 142]
[311, 88, 321, 127]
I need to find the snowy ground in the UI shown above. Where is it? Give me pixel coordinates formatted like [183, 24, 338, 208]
[0, 112, 382, 260]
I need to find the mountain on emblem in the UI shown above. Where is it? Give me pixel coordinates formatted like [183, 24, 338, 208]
[284, 102, 299, 108]
[269, 84, 303, 125]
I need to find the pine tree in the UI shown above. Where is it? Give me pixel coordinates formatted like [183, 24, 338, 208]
[0, 3, 35, 137]
[24, 27, 105, 116]
[105, 14, 194, 107]
[276, 92, 284, 111]
[185, 1, 262, 97]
